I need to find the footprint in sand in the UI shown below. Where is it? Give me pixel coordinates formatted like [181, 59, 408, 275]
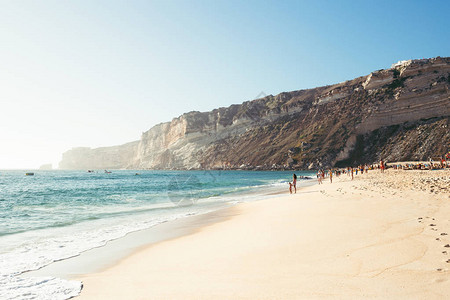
[441, 233, 448, 236]
[442, 251, 447, 254]
[436, 238, 441, 241]
[444, 244, 450, 248]
[430, 224, 436, 226]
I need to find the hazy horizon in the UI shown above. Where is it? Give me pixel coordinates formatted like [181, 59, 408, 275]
[1, 0, 449, 169]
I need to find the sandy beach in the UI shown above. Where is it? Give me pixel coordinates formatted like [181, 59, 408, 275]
[77, 169, 450, 299]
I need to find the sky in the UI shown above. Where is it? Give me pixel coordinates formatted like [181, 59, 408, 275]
[0, 0, 448, 169]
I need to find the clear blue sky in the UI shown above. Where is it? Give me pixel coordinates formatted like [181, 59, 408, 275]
[0, 0, 448, 169]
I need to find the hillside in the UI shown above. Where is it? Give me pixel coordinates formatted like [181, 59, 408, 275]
[59, 57, 450, 170]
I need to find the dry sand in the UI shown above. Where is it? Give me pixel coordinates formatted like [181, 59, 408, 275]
[77, 169, 450, 299]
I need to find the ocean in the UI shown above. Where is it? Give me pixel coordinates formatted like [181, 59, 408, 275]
[0, 170, 315, 299]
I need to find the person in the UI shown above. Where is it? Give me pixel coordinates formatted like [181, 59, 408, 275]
[380, 160, 385, 173]
[317, 170, 322, 184]
[293, 174, 297, 193]
[288, 182, 293, 194]
[329, 170, 333, 183]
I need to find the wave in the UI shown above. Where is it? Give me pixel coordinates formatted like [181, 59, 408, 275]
[0, 170, 315, 299]
[0, 208, 209, 299]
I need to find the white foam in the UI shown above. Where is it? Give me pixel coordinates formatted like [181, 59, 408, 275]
[0, 206, 210, 299]
[0, 175, 314, 299]
[0, 275, 81, 300]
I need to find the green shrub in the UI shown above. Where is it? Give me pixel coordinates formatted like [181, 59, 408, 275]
[392, 69, 400, 78]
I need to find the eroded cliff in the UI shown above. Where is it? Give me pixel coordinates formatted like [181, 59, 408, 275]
[59, 141, 139, 170]
[59, 57, 450, 170]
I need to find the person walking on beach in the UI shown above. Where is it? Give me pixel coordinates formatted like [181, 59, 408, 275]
[292, 174, 297, 193]
[288, 182, 293, 194]
[317, 170, 322, 184]
[380, 160, 385, 173]
[329, 170, 333, 183]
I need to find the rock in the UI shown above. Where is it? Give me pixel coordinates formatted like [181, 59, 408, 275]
[288, 147, 301, 154]
[58, 57, 450, 170]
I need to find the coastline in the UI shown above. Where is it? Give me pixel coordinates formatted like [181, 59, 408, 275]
[24, 205, 240, 280]
[76, 169, 450, 299]
[24, 176, 302, 280]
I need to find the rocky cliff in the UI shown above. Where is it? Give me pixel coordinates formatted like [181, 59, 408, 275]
[59, 141, 139, 170]
[59, 57, 450, 170]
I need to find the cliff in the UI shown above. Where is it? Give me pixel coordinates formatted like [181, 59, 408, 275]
[59, 141, 139, 170]
[59, 57, 450, 170]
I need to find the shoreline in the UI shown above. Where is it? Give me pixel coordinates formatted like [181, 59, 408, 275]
[24, 205, 241, 280]
[24, 180, 299, 280]
[76, 169, 450, 299]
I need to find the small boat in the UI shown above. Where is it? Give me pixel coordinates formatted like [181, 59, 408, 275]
[104, 170, 112, 174]
[25, 173, 34, 176]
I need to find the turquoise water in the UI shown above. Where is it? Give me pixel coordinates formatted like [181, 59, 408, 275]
[0, 170, 314, 299]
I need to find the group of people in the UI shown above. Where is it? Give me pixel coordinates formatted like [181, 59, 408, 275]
[288, 153, 450, 193]
[316, 163, 375, 184]
[288, 164, 375, 193]
[391, 159, 450, 170]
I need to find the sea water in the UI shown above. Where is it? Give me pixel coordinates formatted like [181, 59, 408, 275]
[0, 170, 315, 299]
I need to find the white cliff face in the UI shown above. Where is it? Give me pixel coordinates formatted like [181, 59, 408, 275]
[59, 141, 139, 169]
[132, 116, 190, 169]
[131, 110, 260, 169]
[59, 57, 450, 170]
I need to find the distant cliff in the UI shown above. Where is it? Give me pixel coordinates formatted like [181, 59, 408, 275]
[59, 57, 450, 170]
[59, 141, 139, 170]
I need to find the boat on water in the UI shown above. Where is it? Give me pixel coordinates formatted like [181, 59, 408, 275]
[25, 173, 34, 176]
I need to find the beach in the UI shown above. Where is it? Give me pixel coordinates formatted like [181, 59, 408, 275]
[1, 170, 315, 298]
[76, 169, 450, 299]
